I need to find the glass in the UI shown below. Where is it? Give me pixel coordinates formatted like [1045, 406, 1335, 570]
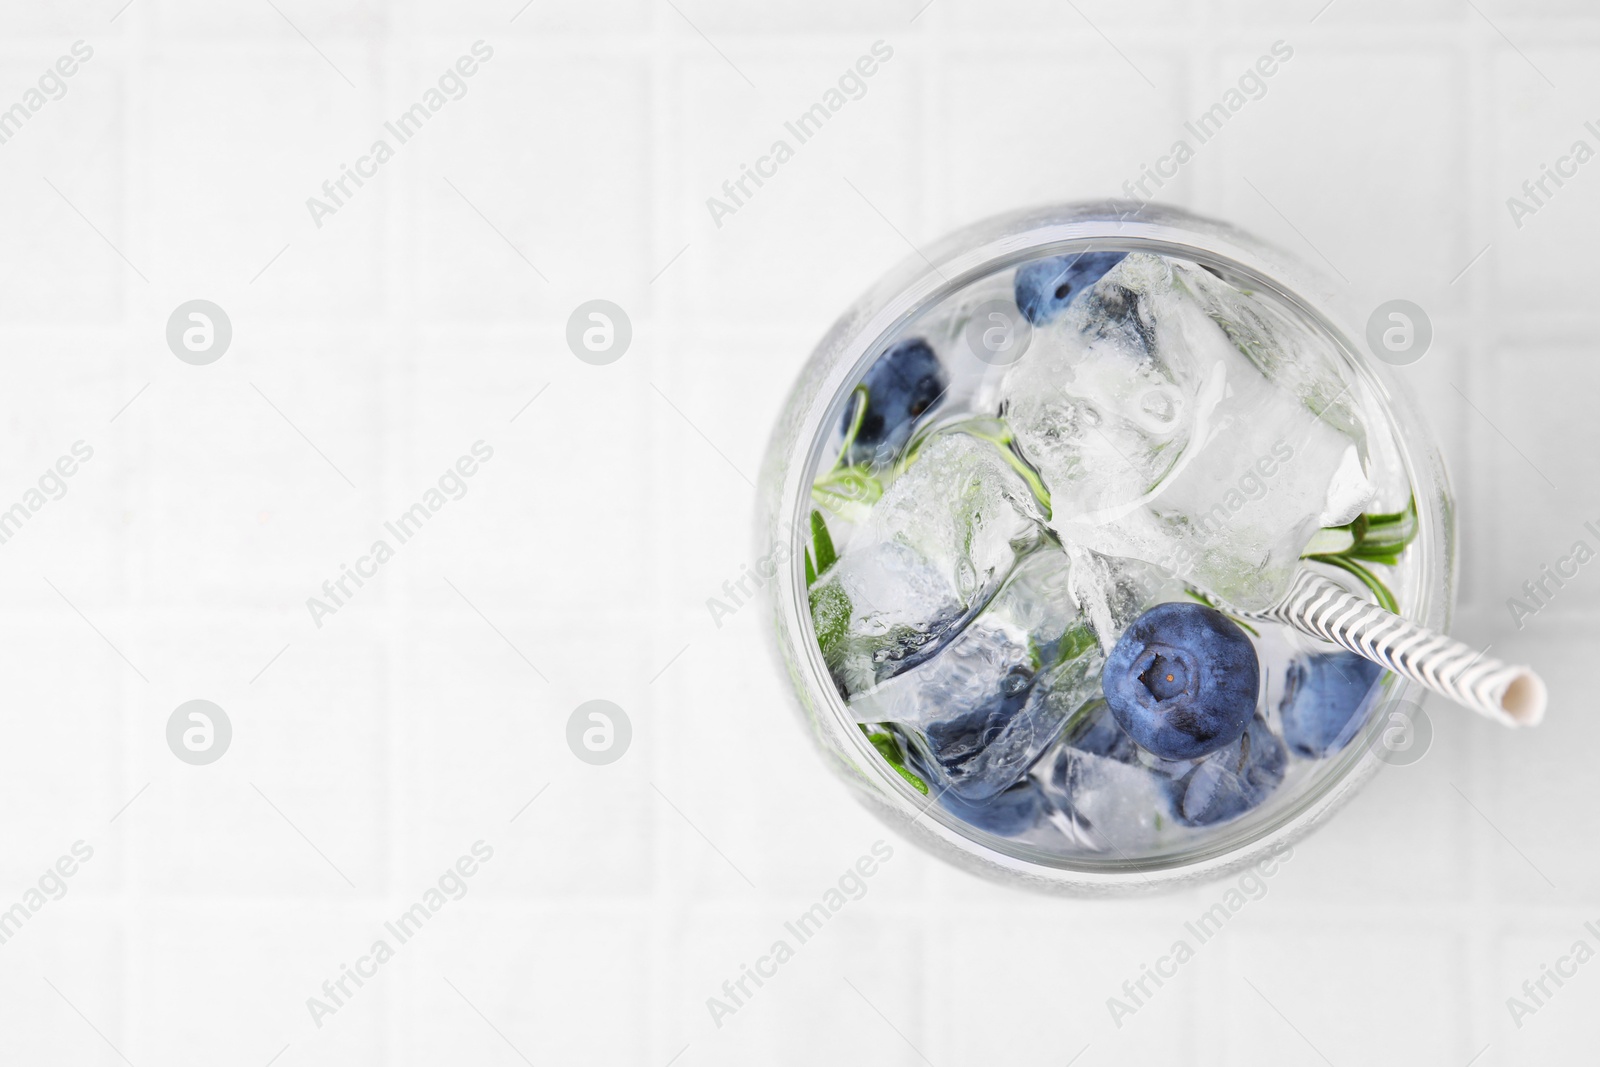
[756, 202, 1454, 894]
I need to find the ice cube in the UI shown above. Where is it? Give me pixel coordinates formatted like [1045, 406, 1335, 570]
[1063, 543, 1187, 655]
[872, 429, 1047, 582]
[1032, 742, 1180, 854]
[1178, 261, 1391, 520]
[1180, 261, 1360, 439]
[999, 253, 1375, 610]
[849, 549, 1102, 801]
[810, 540, 966, 694]
[858, 619, 1036, 795]
[812, 430, 1047, 694]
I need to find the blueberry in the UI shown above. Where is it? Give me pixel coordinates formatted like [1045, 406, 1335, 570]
[917, 665, 1038, 800]
[844, 337, 947, 465]
[1013, 251, 1127, 326]
[1102, 602, 1260, 761]
[936, 781, 1045, 837]
[1279, 652, 1385, 759]
[1173, 715, 1286, 827]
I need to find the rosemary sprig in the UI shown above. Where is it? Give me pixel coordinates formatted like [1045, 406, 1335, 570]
[1299, 495, 1416, 613]
[1305, 553, 1399, 614]
[863, 727, 928, 794]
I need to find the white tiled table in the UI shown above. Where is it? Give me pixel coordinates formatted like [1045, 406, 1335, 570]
[0, 2, 1593, 1063]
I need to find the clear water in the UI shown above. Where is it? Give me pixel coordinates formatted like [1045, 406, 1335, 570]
[805, 249, 1417, 862]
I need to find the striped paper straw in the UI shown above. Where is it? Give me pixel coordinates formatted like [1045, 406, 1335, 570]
[1247, 570, 1546, 729]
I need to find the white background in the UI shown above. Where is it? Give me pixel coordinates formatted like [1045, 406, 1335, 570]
[0, 1, 1595, 1064]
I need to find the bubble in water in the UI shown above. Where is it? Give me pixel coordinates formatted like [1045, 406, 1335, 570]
[955, 556, 978, 598]
[1135, 385, 1182, 432]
